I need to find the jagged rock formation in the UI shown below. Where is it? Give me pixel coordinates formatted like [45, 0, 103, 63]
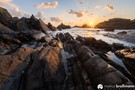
[47, 22, 56, 31]
[0, 7, 50, 33]
[96, 18, 135, 29]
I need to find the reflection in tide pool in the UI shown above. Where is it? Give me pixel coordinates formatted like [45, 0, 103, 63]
[106, 51, 130, 73]
[51, 28, 135, 47]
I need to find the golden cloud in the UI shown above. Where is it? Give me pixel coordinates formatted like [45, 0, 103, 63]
[35, 1, 58, 9]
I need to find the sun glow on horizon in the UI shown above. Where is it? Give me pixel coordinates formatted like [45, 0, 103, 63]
[88, 21, 95, 27]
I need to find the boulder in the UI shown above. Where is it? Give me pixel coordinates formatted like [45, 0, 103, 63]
[112, 43, 125, 50]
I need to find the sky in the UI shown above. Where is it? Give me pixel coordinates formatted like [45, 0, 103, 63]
[0, 0, 135, 26]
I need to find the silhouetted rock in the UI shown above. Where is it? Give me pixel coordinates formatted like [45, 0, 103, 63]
[47, 22, 56, 31]
[96, 18, 135, 29]
[57, 23, 71, 30]
[82, 23, 90, 28]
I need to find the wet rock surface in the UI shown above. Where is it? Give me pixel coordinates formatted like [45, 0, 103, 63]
[0, 32, 134, 90]
[115, 48, 135, 60]
[115, 48, 135, 79]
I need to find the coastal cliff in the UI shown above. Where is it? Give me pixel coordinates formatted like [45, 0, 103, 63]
[96, 18, 135, 29]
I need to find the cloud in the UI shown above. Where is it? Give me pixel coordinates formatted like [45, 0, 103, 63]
[95, 5, 102, 9]
[105, 4, 114, 12]
[0, 0, 22, 17]
[50, 17, 62, 23]
[0, 0, 30, 17]
[35, 1, 58, 9]
[36, 11, 45, 19]
[68, 9, 88, 17]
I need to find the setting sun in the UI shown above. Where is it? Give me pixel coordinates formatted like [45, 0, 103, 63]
[88, 21, 95, 27]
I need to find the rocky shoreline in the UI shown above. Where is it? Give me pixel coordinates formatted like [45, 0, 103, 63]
[0, 7, 135, 90]
[1, 31, 135, 90]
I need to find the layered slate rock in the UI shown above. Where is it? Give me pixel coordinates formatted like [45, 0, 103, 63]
[0, 35, 21, 54]
[76, 46, 133, 88]
[0, 23, 16, 34]
[0, 47, 34, 90]
[26, 40, 66, 90]
[57, 33, 133, 90]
